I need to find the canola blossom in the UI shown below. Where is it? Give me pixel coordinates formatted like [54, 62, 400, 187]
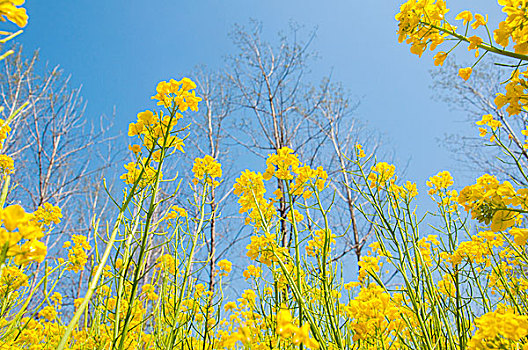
[0, 1, 527, 349]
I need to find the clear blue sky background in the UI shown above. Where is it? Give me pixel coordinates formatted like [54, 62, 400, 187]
[18, 0, 505, 205]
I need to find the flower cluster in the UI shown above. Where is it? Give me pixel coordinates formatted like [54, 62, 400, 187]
[263, 147, 327, 199]
[234, 170, 276, 229]
[275, 308, 319, 349]
[217, 259, 232, 277]
[468, 307, 528, 349]
[305, 229, 336, 257]
[494, 68, 527, 117]
[63, 235, 91, 273]
[367, 162, 396, 189]
[395, 0, 450, 58]
[246, 232, 287, 266]
[458, 174, 523, 232]
[0, 154, 13, 174]
[0, 205, 46, 265]
[120, 157, 160, 187]
[31, 202, 62, 227]
[476, 114, 503, 141]
[344, 283, 405, 343]
[494, 0, 528, 55]
[151, 77, 202, 111]
[192, 155, 222, 187]
[0, 0, 28, 27]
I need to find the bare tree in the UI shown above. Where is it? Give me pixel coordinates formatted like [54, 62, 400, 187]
[224, 22, 386, 262]
[306, 80, 384, 261]
[226, 22, 331, 247]
[0, 46, 120, 305]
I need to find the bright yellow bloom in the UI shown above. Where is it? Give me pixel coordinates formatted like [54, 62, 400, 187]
[427, 170, 453, 195]
[65, 235, 91, 273]
[494, 69, 527, 116]
[38, 306, 57, 321]
[468, 307, 528, 349]
[217, 259, 232, 276]
[355, 143, 366, 158]
[142, 284, 158, 301]
[455, 10, 473, 26]
[50, 292, 63, 307]
[234, 170, 275, 229]
[494, 0, 528, 54]
[32, 203, 62, 226]
[224, 302, 237, 312]
[0, 154, 14, 174]
[510, 227, 528, 245]
[396, 0, 449, 57]
[467, 35, 483, 57]
[263, 147, 300, 181]
[242, 264, 262, 280]
[458, 67, 472, 81]
[433, 51, 448, 66]
[276, 308, 296, 338]
[0, 0, 28, 27]
[192, 155, 222, 187]
[472, 13, 488, 29]
[368, 162, 396, 189]
[0, 265, 27, 294]
[305, 229, 336, 257]
[151, 78, 202, 111]
[166, 205, 187, 220]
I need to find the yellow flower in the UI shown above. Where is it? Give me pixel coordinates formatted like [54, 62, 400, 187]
[455, 10, 473, 26]
[192, 155, 222, 187]
[0, 0, 28, 27]
[142, 284, 158, 301]
[50, 292, 63, 307]
[155, 254, 177, 273]
[0, 265, 28, 294]
[224, 301, 237, 313]
[65, 235, 91, 272]
[510, 227, 528, 246]
[305, 229, 336, 257]
[2, 204, 26, 232]
[472, 13, 488, 29]
[427, 170, 453, 195]
[355, 143, 366, 158]
[217, 259, 232, 276]
[490, 209, 517, 232]
[263, 147, 300, 181]
[493, 1, 528, 54]
[38, 306, 57, 321]
[151, 78, 202, 111]
[467, 35, 483, 57]
[276, 308, 296, 338]
[137, 110, 157, 125]
[242, 264, 261, 280]
[128, 144, 141, 154]
[32, 203, 62, 226]
[128, 121, 144, 137]
[368, 162, 396, 189]
[74, 298, 84, 310]
[469, 308, 528, 348]
[0, 154, 14, 174]
[293, 323, 319, 349]
[433, 51, 448, 66]
[395, 0, 449, 56]
[14, 239, 47, 265]
[458, 67, 472, 81]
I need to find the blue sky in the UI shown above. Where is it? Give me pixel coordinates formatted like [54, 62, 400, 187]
[18, 1, 505, 202]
